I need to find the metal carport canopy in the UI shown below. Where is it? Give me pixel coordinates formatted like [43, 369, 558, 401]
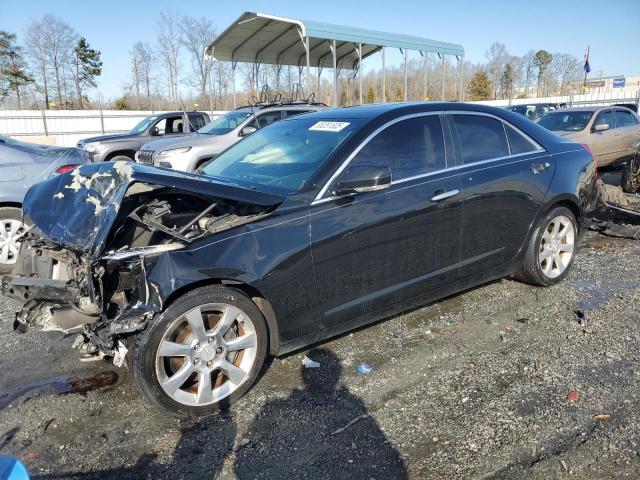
[206, 12, 465, 107]
[207, 12, 464, 69]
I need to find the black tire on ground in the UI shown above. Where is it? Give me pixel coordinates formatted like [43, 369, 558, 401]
[514, 206, 578, 287]
[0, 206, 28, 274]
[131, 285, 268, 417]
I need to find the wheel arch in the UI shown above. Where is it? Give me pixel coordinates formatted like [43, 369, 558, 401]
[105, 150, 136, 161]
[160, 277, 280, 355]
[542, 194, 583, 228]
[0, 202, 23, 210]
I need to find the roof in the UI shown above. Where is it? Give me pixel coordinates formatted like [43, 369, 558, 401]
[207, 12, 464, 70]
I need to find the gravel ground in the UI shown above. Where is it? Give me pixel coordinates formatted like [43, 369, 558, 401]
[1, 228, 639, 479]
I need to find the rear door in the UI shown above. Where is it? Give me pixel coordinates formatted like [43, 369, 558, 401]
[449, 112, 555, 278]
[614, 109, 640, 159]
[309, 113, 463, 330]
[591, 109, 620, 164]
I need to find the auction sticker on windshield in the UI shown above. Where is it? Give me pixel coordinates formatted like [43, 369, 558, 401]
[309, 121, 351, 132]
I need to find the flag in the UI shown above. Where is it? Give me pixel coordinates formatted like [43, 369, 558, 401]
[583, 46, 591, 74]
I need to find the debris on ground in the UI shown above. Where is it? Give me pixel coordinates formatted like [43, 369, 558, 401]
[575, 309, 589, 326]
[593, 413, 611, 421]
[331, 414, 370, 435]
[590, 221, 640, 240]
[302, 356, 320, 369]
[567, 390, 580, 402]
[355, 363, 373, 374]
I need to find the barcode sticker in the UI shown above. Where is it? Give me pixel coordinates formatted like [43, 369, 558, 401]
[309, 121, 350, 132]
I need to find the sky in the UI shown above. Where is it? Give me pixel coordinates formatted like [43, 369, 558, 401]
[2, 0, 639, 100]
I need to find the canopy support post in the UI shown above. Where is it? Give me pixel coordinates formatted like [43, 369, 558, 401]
[441, 54, 446, 101]
[332, 39, 338, 107]
[382, 46, 386, 102]
[358, 43, 363, 104]
[231, 60, 237, 109]
[459, 56, 464, 101]
[403, 48, 408, 101]
[422, 51, 428, 101]
[305, 36, 311, 97]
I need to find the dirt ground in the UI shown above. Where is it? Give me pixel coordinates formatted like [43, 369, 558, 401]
[1, 195, 640, 479]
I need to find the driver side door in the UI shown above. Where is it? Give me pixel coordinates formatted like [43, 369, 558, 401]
[308, 113, 463, 332]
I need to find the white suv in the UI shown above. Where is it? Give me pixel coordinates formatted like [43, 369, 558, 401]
[136, 102, 326, 172]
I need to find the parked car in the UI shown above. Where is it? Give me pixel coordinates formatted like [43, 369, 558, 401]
[0, 134, 90, 273]
[536, 106, 640, 167]
[77, 111, 210, 162]
[4, 103, 597, 416]
[136, 102, 326, 172]
[505, 103, 561, 121]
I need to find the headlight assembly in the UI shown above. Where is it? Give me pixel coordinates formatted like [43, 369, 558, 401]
[158, 147, 191, 157]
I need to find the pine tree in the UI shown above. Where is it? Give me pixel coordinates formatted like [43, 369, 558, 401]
[73, 37, 102, 109]
[467, 70, 492, 100]
[366, 87, 376, 103]
[0, 31, 33, 109]
[500, 64, 514, 100]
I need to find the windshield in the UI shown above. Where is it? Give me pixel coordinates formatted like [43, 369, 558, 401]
[537, 111, 594, 131]
[198, 110, 253, 135]
[130, 116, 158, 134]
[202, 117, 362, 194]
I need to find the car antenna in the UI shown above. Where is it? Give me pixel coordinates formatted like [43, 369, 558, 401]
[179, 97, 198, 135]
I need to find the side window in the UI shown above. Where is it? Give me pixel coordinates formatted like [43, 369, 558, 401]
[188, 115, 206, 131]
[594, 111, 616, 130]
[153, 118, 167, 135]
[256, 111, 283, 128]
[505, 124, 538, 155]
[349, 115, 446, 180]
[285, 110, 311, 119]
[165, 116, 184, 134]
[615, 110, 637, 127]
[453, 114, 510, 164]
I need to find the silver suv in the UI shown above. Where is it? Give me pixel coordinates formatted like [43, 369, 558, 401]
[78, 111, 210, 162]
[136, 102, 326, 172]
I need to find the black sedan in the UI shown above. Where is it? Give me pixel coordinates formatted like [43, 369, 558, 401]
[4, 103, 597, 416]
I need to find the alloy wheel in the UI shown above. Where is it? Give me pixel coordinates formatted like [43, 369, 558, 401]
[538, 215, 575, 279]
[155, 303, 258, 406]
[0, 219, 25, 265]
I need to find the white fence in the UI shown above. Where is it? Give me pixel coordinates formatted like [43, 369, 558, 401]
[471, 90, 640, 108]
[0, 110, 226, 147]
[1, 90, 639, 147]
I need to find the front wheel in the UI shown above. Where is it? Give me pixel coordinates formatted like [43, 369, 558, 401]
[132, 285, 268, 417]
[0, 207, 28, 274]
[515, 206, 578, 287]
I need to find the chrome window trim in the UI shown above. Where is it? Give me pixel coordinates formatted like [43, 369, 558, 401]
[313, 111, 445, 202]
[313, 109, 547, 205]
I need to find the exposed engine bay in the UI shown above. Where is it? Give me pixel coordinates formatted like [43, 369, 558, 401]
[2, 162, 276, 364]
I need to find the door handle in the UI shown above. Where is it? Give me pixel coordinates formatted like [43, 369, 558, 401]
[530, 161, 551, 174]
[430, 189, 459, 202]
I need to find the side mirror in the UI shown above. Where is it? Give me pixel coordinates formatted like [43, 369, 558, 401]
[333, 164, 392, 196]
[239, 126, 257, 137]
[594, 123, 609, 132]
[149, 126, 160, 136]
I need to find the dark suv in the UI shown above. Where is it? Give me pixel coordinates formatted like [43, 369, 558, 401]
[77, 111, 210, 162]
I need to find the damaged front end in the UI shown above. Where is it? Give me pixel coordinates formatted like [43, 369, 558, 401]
[2, 161, 281, 364]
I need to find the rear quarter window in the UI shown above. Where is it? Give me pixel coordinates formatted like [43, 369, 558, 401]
[505, 124, 539, 155]
[453, 114, 510, 164]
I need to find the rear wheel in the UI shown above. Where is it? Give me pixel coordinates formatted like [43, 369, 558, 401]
[0, 207, 28, 274]
[109, 154, 134, 162]
[132, 285, 268, 417]
[515, 206, 577, 286]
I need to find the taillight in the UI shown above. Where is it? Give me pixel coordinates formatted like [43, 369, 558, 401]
[56, 164, 79, 174]
[580, 143, 597, 180]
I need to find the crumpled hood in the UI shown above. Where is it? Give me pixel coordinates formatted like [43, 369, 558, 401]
[141, 133, 224, 152]
[22, 161, 285, 257]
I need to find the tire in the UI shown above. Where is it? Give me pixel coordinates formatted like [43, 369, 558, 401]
[621, 153, 640, 194]
[109, 154, 134, 162]
[131, 285, 268, 417]
[515, 206, 578, 287]
[0, 207, 28, 274]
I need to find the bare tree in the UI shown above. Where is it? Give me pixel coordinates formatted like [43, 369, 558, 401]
[24, 18, 51, 108]
[519, 50, 537, 97]
[156, 12, 181, 107]
[39, 14, 76, 108]
[485, 42, 507, 99]
[551, 53, 581, 95]
[179, 16, 216, 105]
